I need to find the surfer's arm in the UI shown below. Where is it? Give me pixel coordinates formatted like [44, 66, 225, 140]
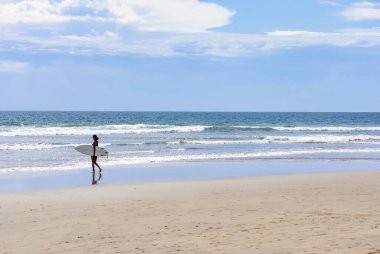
[92, 143, 96, 156]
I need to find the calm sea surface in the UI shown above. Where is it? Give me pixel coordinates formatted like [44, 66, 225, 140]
[1, 112, 380, 173]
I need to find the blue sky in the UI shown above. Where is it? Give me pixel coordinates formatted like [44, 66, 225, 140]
[1, 0, 380, 111]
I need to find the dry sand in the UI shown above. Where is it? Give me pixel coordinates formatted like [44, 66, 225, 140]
[1, 171, 380, 254]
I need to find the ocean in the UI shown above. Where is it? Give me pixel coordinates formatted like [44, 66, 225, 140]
[1, 111, 380, 173]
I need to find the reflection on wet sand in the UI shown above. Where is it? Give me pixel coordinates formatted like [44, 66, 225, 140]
[92, 173, 102, 185]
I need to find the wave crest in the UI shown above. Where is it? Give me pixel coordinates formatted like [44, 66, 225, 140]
[0, 124, 209, 137]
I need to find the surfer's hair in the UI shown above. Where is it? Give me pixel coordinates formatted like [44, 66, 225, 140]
[93, 135, 99, 140]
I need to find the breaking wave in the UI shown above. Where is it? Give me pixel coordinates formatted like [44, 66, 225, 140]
[2, 147, 380, 173]
[0, 124, 209, 137]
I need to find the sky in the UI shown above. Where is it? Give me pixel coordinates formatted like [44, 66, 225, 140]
[0, 0, 380, 112]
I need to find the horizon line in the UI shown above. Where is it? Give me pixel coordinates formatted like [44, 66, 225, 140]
[1, 110, 380, 113]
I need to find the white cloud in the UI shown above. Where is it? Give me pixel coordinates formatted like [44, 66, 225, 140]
[2, 28, 380, 58]
[1, 1, 380, 58]
[0, 61, 29, 72]
[352, 2, 380, 7]
[319, 0, 341, 7]
[195, 28, 380, 56]
[0, 0, 235, 33]
[342, 1, 380, 20]
[266, 31, 325, 36]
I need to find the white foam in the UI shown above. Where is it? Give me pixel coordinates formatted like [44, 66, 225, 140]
[2, 124, 380, 137]
[0, 124, 209, 137]
[264, 135, 380, 144]
[170, 135, 380, 145]
[0, 143, 80, 151]
[233, 126, 380, 132]
[111, 148, 186, 155]
[2, 147, 380, 173]
[0, 143, 112, 151]
[92, 148, 380, 167]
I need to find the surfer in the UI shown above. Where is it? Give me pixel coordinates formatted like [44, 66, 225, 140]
[91, 135, 102, 173]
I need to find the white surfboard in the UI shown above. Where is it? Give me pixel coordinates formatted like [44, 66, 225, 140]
[75, 145, 109, 157]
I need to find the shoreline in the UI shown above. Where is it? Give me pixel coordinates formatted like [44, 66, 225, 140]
[1, 160, 380, 192]
[1, 170, 380, 253]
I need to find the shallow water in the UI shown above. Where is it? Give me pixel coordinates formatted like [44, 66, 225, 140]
[1, 160, 380, 192]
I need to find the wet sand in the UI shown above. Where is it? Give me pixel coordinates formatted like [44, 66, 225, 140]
[1, 170, 380, 253]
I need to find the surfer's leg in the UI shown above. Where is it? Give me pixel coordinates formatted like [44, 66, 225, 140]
[95, 162, 102, 172]
[94, 157, 102, 172]
[91, 156, 96, 173]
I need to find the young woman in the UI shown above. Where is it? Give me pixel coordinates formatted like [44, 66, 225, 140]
[91, 134, 102, 173]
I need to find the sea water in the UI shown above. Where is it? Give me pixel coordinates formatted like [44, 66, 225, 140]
[1, 112, 380, 173]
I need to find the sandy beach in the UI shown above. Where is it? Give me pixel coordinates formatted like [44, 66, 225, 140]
[1, 171, 380, 254]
